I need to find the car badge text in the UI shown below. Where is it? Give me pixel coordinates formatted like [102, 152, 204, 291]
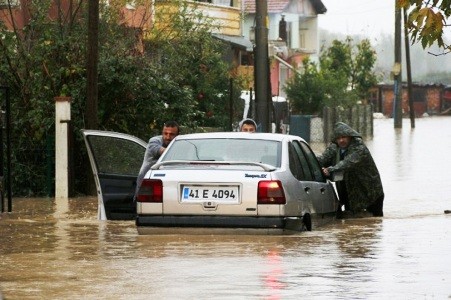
[245, 174, 267, 178]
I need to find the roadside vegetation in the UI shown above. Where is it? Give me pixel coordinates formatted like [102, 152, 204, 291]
[3, 0, 447, 196]
[0, 0, 245, 196]
[284, 37, 378, 115]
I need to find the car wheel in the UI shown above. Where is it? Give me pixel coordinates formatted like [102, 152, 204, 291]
[303, 213, 312, 231]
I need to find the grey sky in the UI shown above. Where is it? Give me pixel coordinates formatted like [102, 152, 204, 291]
[319, 0, 395, 39]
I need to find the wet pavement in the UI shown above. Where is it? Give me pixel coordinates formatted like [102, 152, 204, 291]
[1, 117, 451, 299]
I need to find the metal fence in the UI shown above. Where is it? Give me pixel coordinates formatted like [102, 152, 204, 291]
[290, 105, 374, 144]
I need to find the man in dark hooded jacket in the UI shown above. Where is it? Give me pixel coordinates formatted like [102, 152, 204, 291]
[317, 122, 384, 217]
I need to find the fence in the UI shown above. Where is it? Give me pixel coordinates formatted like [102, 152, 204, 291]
[290, 104, 374, 143]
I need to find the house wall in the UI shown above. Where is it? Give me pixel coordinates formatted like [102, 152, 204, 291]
[1, 0, 149, 30]
[371, 84, 445, 117]
[426, 87, 442, 114]
[0, 5, 27, 30]
[242, 0, 322, 111]
[270, 60, 280, 96]
[194, 3, 242, 35]
[299, 17, 318, 53]
[155, 1, 241, 36]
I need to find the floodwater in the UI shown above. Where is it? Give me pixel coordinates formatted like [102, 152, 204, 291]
[1, 117, 451, 299]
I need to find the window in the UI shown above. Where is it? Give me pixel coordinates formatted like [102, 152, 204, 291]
[87, 135, 145, 176]
[288, 140, 326, 182]
[298, 142, 325, 182]
[288, 143, 305, 180]
[412, 88, 426, 103]
[194, 0, 233, 6]
[164, 138, 281, 166]
[212, 0, 232, 6]
[290, 141, 313, 181]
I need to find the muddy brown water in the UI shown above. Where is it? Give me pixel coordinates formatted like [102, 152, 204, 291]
[1, 117, 451, 299]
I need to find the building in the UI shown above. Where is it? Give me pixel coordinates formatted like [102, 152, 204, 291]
[241, 0, 326, 97]
[370, 83, 450, 117]
[1, 0, 326, 107]
[154, 0, 252, 75]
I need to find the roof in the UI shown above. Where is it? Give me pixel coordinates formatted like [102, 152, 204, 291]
[243, 0, 326, 14]
[212, 33, 254, 52]
[311, 0, 327, 14]
[243, 0, 290, 13]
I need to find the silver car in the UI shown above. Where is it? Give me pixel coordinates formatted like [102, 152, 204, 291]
[82, 131, 338, 234]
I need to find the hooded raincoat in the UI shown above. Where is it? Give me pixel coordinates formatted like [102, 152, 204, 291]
[317, 122, 384, 213]
[239, 118, 257, 131]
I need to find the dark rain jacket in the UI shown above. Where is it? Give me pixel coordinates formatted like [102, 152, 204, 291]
[317, 122, 384, 212]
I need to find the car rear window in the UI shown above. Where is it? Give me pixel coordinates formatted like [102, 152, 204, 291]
[162, 138, 281, 167]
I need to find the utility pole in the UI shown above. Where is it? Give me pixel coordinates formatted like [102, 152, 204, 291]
[86, 0, 99, 130]
[393, 1, 403, 128]
[403, 8, 415, 128]
[254, 0, 270, 132]
[0, 86, 11, 213]
[86, 0, 99, 195]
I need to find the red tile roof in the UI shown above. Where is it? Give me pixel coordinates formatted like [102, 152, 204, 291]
[243, 0, 326, 14]
[243, 0, 290, 13]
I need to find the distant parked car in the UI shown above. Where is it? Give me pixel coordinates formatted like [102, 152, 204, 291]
[82, 131, 339, 234]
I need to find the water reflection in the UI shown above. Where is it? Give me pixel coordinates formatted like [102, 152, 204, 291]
[1, 117, 451, 299]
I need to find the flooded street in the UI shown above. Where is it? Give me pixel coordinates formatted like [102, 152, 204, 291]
[1, 117, 451, 299]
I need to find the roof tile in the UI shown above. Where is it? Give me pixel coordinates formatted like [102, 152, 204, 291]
[243, 0, 290, 13]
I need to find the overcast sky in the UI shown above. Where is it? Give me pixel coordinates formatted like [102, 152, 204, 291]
[318, 0, 395, 39]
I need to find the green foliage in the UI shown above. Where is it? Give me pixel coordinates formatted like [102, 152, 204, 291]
[284, 37, 377, 115]
[353, 40, 378, 100]
[147, 0, 242, 129]
[399, 0, 451, 53]
[1, 1, 89, 196]
[284, 59, 325, 114]
[321, 39, 352, 77]
[0, 0, 243, 196]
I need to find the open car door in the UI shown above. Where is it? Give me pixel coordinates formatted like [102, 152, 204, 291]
[81, 130, 147, 220]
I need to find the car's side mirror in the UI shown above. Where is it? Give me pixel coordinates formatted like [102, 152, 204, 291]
[330, 170, 344, 182]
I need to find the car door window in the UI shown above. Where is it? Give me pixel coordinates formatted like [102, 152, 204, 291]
[299, 142, 326, 182]
[288, 143, 305, 180]
[87, 135, 145, 175]
[291, 141, 314, 181]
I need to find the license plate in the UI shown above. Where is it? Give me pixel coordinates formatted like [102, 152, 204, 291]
[182, 186, 239, 203]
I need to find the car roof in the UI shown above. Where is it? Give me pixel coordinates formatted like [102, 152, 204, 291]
[174, 132, 306, 143]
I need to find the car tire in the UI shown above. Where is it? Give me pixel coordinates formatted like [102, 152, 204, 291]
[303, 213, 312, 231]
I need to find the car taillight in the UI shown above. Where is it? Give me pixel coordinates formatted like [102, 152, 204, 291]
[257, 180, 286, 204]
[136, 179, 163, 203]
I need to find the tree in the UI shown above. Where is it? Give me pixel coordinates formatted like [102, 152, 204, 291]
[0, 0, 243, 196]
[353, 39, 378, 101]
[284, 37, 378, 115]
[0, 0, 90, 195]
[319, 38, 355, 107]
[284, 58, 325, 114]
[146, 0, 243, 130]
[86, 0, 99, 130]
[399, 0, 451, 53]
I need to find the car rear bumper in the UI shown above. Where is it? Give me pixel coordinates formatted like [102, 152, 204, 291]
[136, 215, 309, 234]
[136, 215, 287, 228]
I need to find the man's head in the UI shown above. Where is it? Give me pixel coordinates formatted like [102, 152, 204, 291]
[162, 120, 179, 146]
[240, 118, 257, 132]
[335, 136, 352, 149]
[333, 122, 361, 149]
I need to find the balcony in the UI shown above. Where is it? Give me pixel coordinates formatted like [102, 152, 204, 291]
[154, 0, 242, 36]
